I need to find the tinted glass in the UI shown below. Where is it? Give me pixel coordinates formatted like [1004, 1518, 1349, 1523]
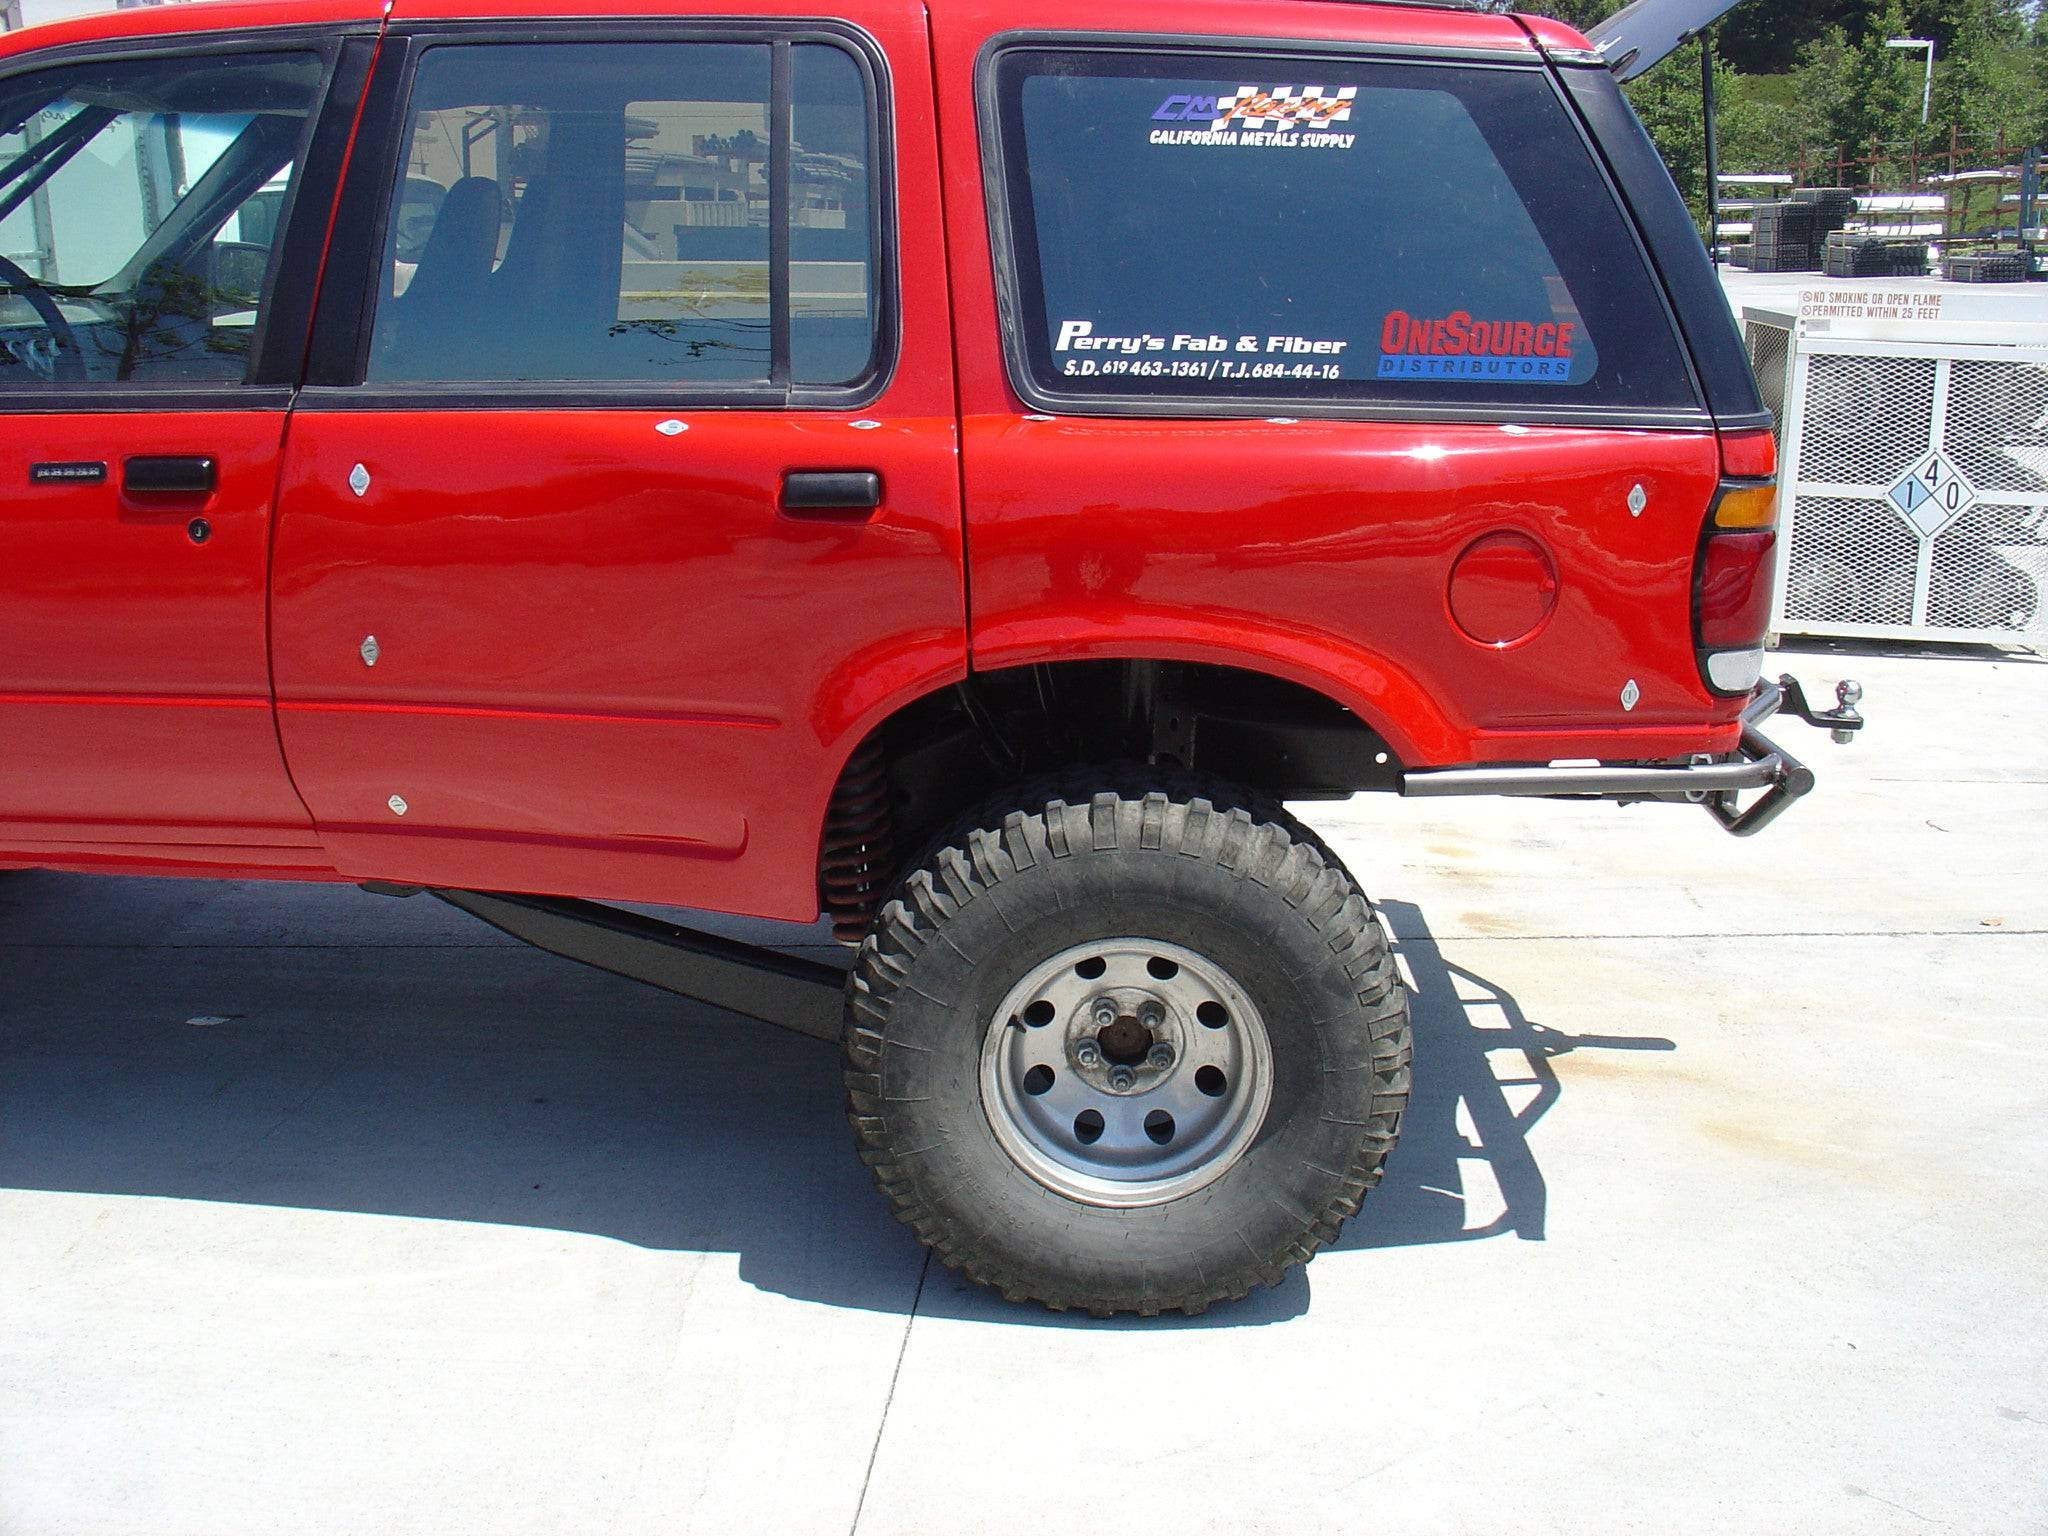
[0, 52, 323, 388]
[368, 40, 877, 389]
[991, 50, 1699, 414]
[791, 43, 875, 386]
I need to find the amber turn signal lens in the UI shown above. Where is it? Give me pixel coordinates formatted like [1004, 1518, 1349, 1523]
[1713, 482, 1778, 529]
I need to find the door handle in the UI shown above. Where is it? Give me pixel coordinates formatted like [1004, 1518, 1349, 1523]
[124, 455, 216, 495]
[781, 470, 882, 515]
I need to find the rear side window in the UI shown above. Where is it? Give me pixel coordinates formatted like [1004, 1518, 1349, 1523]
[987, 48, 1699, 417]
[366, 39, 879, 392]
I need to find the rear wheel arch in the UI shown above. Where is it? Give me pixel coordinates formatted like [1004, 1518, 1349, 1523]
[815, 656, 1410, 943]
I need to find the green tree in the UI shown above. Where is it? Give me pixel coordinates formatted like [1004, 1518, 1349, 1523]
[1831, 0, 1928, 162]
[1517, 0, 2046, 215]
[1927, 0, 2043, 149]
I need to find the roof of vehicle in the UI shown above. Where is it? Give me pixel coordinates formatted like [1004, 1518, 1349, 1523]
[0, 0, 384, 62]
[0, 0, 1593, 61]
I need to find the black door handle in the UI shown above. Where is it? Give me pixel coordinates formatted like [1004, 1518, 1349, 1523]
[781, 469, 882, 514]
[124, 455, 216, 494]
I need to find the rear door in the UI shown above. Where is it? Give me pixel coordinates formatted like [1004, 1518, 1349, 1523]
[271, 0, 962, 919]
[0, 29, 372, 866]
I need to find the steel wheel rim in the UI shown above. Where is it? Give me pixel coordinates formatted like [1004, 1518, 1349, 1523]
[979, 938, 1273, 1208]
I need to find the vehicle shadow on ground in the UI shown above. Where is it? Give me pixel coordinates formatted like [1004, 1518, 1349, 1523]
[1339, 899, 1677, 1254]
[0, 875, 1667, 1329]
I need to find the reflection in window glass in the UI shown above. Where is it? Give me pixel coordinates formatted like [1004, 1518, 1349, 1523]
[791, 43, 873, 386]
[620, 88, 773, 376]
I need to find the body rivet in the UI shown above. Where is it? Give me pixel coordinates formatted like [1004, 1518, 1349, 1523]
[359, 635, 380, 667]
[348, 463, 371, 497]
[387, 794, 408, 816]
[1621, 679, 1641, 711]
[1627, 483, 1647, 517]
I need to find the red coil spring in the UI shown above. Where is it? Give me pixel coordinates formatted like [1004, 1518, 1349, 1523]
[820, 736, 893, 944]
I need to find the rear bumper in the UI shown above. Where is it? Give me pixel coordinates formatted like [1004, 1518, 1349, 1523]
[1400, 675, 1864, 837]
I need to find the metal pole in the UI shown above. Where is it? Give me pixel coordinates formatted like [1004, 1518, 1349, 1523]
[1701, 28, 1720, 264]
[2022, 143, 2039, 265]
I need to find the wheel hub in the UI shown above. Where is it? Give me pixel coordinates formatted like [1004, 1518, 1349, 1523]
[980, 939, 1273, 1207]
[1095, 1011, 1151, 1067]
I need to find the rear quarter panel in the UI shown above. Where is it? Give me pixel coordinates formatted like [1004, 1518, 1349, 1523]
[934, 0, 1743, 767]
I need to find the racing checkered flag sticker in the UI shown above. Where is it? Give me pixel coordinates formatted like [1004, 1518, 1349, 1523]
[1211, 84, 1358, 131]
[1147, 83, 1362, 150]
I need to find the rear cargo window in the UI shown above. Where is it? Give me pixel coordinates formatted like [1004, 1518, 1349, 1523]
[987, 48, 1699, 417]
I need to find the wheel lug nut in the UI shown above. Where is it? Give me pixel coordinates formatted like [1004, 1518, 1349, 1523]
[1147, 1042, 1175, 1069]
[1137, 1001, 1166, 1031]
[1107, 1065, 1136, 1092]
[1091, 998, 1119, 1028]
[1075, 1038, 1102, 1068]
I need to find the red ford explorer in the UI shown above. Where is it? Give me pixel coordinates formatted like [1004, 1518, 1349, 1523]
[0, 0, 1860, 1313]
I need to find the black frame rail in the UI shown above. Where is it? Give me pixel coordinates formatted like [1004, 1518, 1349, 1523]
[428, 888, 846, 1042]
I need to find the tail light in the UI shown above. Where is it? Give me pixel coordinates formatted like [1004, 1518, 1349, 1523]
[1694, 432, 1779, 696]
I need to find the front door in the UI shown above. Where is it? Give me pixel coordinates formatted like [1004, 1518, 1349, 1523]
[271, 4, 963, 919]
[0, 34, 370, 867]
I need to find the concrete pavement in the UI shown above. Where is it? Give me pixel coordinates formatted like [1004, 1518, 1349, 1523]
[2, 642, 2044, 1535]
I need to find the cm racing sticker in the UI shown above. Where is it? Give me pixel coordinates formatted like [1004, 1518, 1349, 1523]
[1377, 309, 1580, 383]
[1149, 85, 1360, 150]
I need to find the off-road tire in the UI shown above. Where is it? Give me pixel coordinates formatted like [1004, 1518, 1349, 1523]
[843, 775, 1410, 1315]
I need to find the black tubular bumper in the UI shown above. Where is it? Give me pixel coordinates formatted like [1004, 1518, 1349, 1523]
[1399, 675, 1865, 838]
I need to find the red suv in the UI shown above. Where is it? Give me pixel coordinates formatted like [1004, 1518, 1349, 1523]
[0, 0, 1859, 1314]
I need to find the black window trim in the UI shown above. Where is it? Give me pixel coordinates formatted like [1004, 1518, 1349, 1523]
[975, 29, 1713, 431]
[0, 24, 374, 416]
[298, 17, 899, 414]
[1554, 56, 1773, 434]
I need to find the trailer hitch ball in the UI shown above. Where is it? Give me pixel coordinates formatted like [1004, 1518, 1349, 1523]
[1833, 679, 1863, 745]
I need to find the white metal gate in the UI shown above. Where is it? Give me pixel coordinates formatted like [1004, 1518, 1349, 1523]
[1760, 325, 2048, 644]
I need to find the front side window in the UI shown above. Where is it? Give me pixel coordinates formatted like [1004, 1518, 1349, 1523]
[988, 48, 1699, 416]
[366, 39, 878, 391]
[0, 51, 324, 388]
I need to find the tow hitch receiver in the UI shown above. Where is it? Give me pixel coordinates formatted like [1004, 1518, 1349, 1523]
[1400, 675, 1865, 837]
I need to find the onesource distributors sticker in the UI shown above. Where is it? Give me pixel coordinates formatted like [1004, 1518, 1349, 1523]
[1376, 309, 1576, 383]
